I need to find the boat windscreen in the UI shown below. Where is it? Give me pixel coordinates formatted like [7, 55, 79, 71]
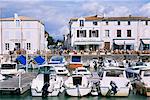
[106, 70, 124, 77]
[73, 77, 82, 85]
[1, 64, 16, 69]
[51, 56, 63, 62]
[72, 56, 81, 62]
[144, 71, 150, 77]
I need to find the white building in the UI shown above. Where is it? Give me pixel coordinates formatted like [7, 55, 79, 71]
[67, 15, 150, 51]
[0, 14, 45, 54]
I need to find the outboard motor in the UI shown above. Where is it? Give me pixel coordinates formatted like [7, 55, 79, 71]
[42, 73, 50, 98]
[110, 81, 118, 95]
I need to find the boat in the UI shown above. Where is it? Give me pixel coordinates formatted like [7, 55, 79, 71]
[54, 65, 70, 76]
[64, 75, 92, 96]
[134, 67, 150, 96]
[0, 74, 5, 81]
[126, 65, 148, 79]
[72, 67, 91, 78]
[100, 67, 131, 96]
[68, 55, 83, 69]
[0, 62, 25, 75]
[48, 55, 67, 66]
[31, 64, 64, 97]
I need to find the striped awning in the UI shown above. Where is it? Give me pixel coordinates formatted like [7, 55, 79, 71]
[114, 40, 135, 45]
[142, 40, 150, 44]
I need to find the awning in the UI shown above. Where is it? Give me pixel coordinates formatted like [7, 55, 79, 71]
[34, 56, 45, 65]
[142, 40, 150, 44]
[74, 41, 101, 45]
[114, 40, 135, 45]
[16, 55, 26, 65]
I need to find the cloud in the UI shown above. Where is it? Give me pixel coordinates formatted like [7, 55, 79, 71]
[139, 2, 150, 16]
[0, 0, 149, 40]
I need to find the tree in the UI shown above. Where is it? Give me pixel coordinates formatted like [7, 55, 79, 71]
[47, 35, 54, 46]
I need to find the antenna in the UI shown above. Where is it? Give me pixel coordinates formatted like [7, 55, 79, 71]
[0, 8, 3, 54]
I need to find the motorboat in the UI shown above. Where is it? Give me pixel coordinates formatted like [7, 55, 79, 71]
[68, 55, 83, 69]
[49, 55, 67, 66]
[54, 65, 70, 76]
[126, 65, 148, 79]
[100, 67, 131, 96]
[134, 67, 150, 96]
[31, 64, 64, 97]
[0, 74, 5, 81]
[72, 67, 91, 78]
[64, 75, 92, 96]
[0, 62, 25, 75]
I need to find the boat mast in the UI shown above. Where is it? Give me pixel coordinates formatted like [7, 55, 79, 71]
[0, 8, 3, 55]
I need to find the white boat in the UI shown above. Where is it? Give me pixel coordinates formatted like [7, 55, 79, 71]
[126, 65, 148, 79]
[64, 75, 92, 96]
[72, 67, 91, 78]
[54, 65, 70, 76]
[49, 55, 67, 66]
[100, 67, 131, 96]
[134, 67, 150, 96]
[0, 62, 25, 75]
[0, 74, 5, 81]
[31, 65, 64, 97]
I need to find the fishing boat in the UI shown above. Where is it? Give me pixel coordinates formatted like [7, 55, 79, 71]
[100, 67, 131, 96]
[134, 67, 150, 96]
[72, 67, 91, 78]
[49, 55, 67, 66]
[54, 65, 70, 76]
[31, 64, 64, 97]
[64, 75, 92, 96]
[68, 55, 83, 69]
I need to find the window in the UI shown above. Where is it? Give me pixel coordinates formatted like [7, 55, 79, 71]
[105, 30, 110, 37]
[117, 30, 121, 37]
[93, 21, 98, 25]
[146, 21, 148, 25]
[77, 30, 86, 37]
[106, 21, 108, 25]
[79, 20, 84, 26]
[5, 43, 9, 50]
[118, 21, 120, 25]
[16, 20, 20, 27]
[27, 43, 31, 50]
[127, 30, 131, 37]
[128, 21, 130, 25]
[89, 30, 98, 37]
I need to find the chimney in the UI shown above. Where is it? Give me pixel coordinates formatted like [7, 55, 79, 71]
[14, 13, 18, 19]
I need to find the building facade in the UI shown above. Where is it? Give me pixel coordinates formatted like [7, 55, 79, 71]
[67, 15, 150, 51]
[0, 14, 45, 54]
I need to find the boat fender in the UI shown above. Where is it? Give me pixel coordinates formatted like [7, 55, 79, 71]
[110, 81, 118, 95]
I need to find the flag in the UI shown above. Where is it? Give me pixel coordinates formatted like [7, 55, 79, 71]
[34, 56, 45, 65]
[16, 55, 26, 65]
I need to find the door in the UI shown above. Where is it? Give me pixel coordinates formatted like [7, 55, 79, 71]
[104, 42, 110, 50]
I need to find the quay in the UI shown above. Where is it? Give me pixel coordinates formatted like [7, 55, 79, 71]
[0, 73, 37, 94]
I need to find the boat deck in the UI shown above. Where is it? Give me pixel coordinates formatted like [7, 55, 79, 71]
[0, 73, 37, 94]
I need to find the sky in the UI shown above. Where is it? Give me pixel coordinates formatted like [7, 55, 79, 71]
[1, 0, 150, 40]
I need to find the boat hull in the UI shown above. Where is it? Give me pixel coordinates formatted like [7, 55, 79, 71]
[31, 89, 60, 97]
[100, 87, 129, 96]
[66, 88, 91, 96]
[68, 64, 83, 69]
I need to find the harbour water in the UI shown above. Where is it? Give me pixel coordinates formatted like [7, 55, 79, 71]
[0, 91, 150, 100]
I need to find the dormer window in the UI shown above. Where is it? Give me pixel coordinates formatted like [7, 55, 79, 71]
[79, 20, 84, 26]
[146, 21, 148, 25]
[118, 21, 120, 25]
[16, 20, 20, 27]
[128, 21, 130, 25]
[93, 21, 98, 25]
[106, 21, 108, 25]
